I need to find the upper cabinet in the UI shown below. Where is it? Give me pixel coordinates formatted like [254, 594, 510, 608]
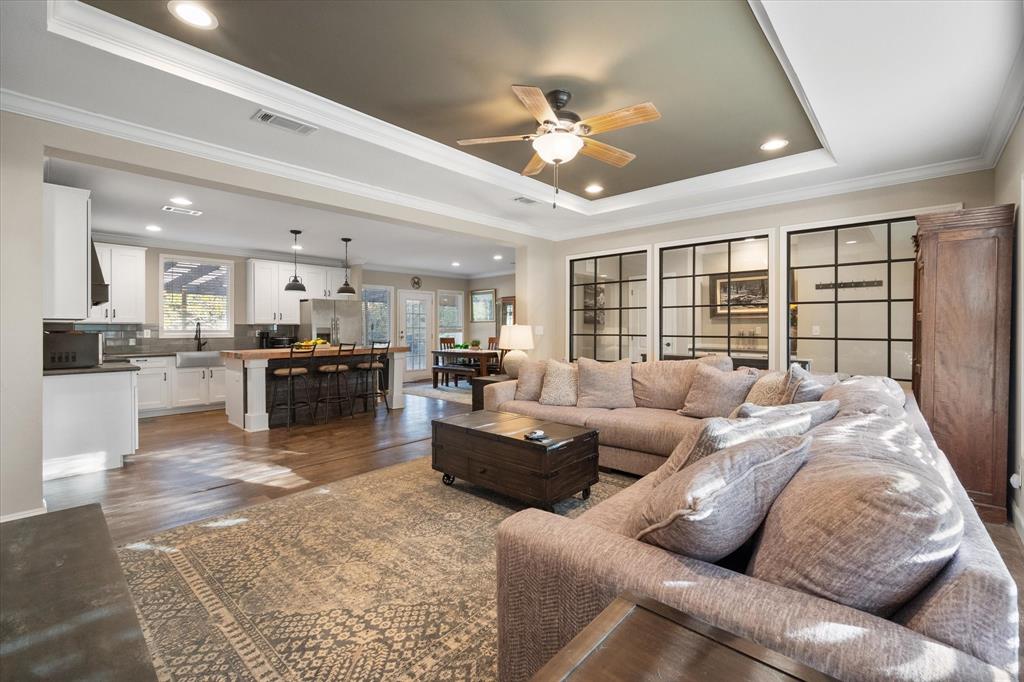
[42, 183, 92, 321]
[247, 260, 350, 324]
[86, 244, 147, 324]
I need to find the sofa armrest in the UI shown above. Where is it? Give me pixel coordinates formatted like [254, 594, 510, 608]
[484, 380, 518, 411]
[497, 509, 1010, 682]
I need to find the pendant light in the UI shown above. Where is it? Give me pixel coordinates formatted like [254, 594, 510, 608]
[336, 237, 356, 296]
[284, 229, 306, 292]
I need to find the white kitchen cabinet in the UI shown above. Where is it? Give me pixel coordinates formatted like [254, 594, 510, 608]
[277, 265, 303, 324]
[208, 366, 226, 403]
[326, 267, 355, 298]
[173, 367, 208, 407]
[248, 259, 336, 323]
[248, 259, 280, 324]
[130, 357, 173, 411]
[86, 244, 147, 323]
[299, 264, 328, 299]
[42, 183, 92, 321]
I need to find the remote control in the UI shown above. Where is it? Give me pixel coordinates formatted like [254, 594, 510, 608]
[524, 430, 546, 441]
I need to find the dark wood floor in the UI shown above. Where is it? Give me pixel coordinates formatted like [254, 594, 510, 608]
[44, 394, 468, 545]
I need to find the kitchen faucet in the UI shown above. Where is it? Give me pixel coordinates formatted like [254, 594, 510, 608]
[194, 322, 207, 351]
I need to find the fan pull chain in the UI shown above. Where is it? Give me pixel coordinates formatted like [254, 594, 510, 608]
[552, 161, 560, 209]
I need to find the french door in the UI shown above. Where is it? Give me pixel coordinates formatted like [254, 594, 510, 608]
[397, 290, 435, 381]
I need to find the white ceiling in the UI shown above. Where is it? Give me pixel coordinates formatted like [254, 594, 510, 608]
[1, 0, 1022, 242]
[45, 157, 516, 277]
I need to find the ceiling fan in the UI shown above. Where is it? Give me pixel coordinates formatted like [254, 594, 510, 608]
[458, 85, 660, 206]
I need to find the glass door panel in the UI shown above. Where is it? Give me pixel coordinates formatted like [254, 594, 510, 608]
[398, 290, 434, 380]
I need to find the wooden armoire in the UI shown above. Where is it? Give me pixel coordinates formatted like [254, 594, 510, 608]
[913, 204, 1015, 523]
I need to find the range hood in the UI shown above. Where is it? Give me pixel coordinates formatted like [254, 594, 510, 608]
[90, 240, 109, 306]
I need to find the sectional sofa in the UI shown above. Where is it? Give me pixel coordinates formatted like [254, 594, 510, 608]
[484, 359, 1018, 682]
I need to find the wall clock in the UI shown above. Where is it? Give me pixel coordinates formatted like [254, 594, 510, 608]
[411, 276, 422, 289]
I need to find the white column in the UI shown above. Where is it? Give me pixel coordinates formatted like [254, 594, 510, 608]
[224, 356, 245, 429]
[389, 351, 406, 410]
[244, 358, 270, 432]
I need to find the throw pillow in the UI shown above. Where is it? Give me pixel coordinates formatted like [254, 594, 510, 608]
[635, 436, 812, 561]
[678, 364, 758, 418]
[782, 364, 844, 404]
[748, 454, 964, 617]
[744, 370, 789, 407]
[538, 359, 578, 406]
[577, 357, 636, 409]
[631, 355, 733, 409]
[820, 375, 906, 418]
[734, 400, 840, 430]
[513, 360, 547, 401]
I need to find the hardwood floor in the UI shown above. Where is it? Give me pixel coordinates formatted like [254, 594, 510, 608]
[44, 394, 468, 545]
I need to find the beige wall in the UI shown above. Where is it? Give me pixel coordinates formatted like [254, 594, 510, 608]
[467, 273, 515, 344]
[994, 111, 1024, 538]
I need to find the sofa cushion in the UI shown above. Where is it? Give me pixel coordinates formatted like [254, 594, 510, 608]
[583, 408, 702, 457]
[577, 357, 636, 409]
[748, 454, 964, 617]
[513, 360, 547, 401]
[679, 365, 759, 418]
[539, 360, 578, 406]
[631, 355, 733, 410]
[743, 370, 788, 407]
[734, 400, 840, 431]
[497, 400, 609, 427]
[635, 436, 811, 561]
[820, 375, 906, 418]
[782, 364, 844, 403]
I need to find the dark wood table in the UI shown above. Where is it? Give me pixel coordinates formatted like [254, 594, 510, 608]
[431, 348, 501, 376]
[470, 373, 510, 410]
[431, 410, 598, 509]
[531, 593, 836, 681]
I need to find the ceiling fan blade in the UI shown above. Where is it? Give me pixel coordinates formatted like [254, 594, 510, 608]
[580, 102, 661, 136]
[581, 138, 636, 167]
[457, 134, 534, 146]
[512, 85, 558, 125]
[522, 153, 547, 176]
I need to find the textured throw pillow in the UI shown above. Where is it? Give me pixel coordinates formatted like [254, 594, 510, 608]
[577, 357, 636, 409]
[782, 364, 844, 404]
[820, 376, 907, 418]
[744, 370, 789, 407]
[748, 455, 964, 617]
[630, 355, 733, 409]
[538, 360, 578, 406]
[734, 400, 840, 430]
[635, 436, 812, 561]
[678, 365, 758, 418]
[513, 360, 547, 401]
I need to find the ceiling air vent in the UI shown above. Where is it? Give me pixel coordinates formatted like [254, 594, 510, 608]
[251, 108, 318, 135]
[512, 196, 541, 205]
[162, 206, 203, 216]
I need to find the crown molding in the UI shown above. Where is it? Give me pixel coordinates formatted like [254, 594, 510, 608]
[92, 229, 346, 265]
[982, 36, 1024, 167]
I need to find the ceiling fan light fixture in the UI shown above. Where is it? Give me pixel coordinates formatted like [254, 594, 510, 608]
[532, 131, 583, 165]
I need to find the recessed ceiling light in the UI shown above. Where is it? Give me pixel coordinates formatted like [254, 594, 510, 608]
[169, 196, 192, 206]
[760, 138, 789, 152]
[584, 183, 604, 195]
[145, 225, 162, 232]
[845, 240, 858, 245]
[493, 254, 503, 261]
[291, 244, 303, 250]
[167, 1, 218, 29]
[451, 261, 460, 267]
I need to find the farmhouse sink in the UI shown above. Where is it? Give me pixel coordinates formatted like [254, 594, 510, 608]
[175, 351, 225, 368]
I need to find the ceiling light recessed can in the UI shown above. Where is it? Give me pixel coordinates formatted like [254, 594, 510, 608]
[451, 261, 460, 267]
[760, 138, 789, 152]
[145, 225, 162, 232]
[169, 196, 193, 206]
[845, 240, 858, 245]
[493, 254, 503, 261]
[167, 1, 218, 29]
[584, 184, 604, 195]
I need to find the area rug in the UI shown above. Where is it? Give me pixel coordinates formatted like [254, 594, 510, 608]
[402, 383, 473, 405]
[118, 456, 634, 681]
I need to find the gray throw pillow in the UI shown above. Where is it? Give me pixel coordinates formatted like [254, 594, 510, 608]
[734, 400, 840, 430]
[538, 360, 578, 406]
[820, 375, 906, 418]
[636, 436, 812, 561]
[630, 355, 733, 409]
[748, 454, 964, 617]
[678, 365, 758, 418]
[577, 357, 636, 408]
[782, 363, 844, 403]
[513, 360, 546, 401]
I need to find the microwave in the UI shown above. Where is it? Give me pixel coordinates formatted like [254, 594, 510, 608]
[43, 331, 102, 370]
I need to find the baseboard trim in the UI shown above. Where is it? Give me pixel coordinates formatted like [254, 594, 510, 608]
[140, 403, 224, 418]
[0, 504, 48, 524]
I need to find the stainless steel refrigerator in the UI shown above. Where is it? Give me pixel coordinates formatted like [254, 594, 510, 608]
[299, 299, 363, 344]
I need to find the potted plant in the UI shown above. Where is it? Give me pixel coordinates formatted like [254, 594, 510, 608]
[470, 339, 481, 349]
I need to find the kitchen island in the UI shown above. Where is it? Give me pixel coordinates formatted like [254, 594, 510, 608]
[221, 346, 409, 431]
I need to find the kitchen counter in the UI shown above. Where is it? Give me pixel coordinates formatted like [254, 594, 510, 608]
[221, 345, 410, 360]
[43, 361, 141, 376]
[104, 351, 179, 360]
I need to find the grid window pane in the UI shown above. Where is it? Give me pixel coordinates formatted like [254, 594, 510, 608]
[891, 261, 914, 299]
[791, 339, 835, 373]
[623, 280, 647, 307]
[572, 258, 596, 285]
[596, 309, 621, 334]
[622, 309, 647, 335]
[695, 307, 729, 336]
[662, 247, 693, 277]
[662, 278, 693, 307]
[572, 310, 593, 335]
[621, 336, 646, 362]
[662, 308, 693, 336]
[837, 263, 887, 301]
[790, 230, 834, 267]
[891, 341, 913, 380]
[662, 337, 693, 358]
[595, 335, 619, 361]
[891, 220, 917, 259]
[729, 316, 768, 337]
[694, 276, 715, 305]
[570, 251, 647, 361]
[731, 238, 768, 272]
[837, 302, 888, 339]
[361, 286, 392, 344]
[791, 303, 835, 338]
[596, 255, 620, 281]
[622, 253, 646, 280]
[694, 337, 729, 356]
[838, 340, 888, 375]
[838, 224, 887, 263]
[572, 335, 594, 361]
[791, 267, 835, 302]
[891, 301, 913, 339]
[695, 242, 729, 274]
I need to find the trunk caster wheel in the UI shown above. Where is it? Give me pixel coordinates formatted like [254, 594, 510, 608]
[581, 487, 591, 500]
[442, 473, 455, 486]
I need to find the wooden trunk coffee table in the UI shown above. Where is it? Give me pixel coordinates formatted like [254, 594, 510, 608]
[431, 410, 599, 509]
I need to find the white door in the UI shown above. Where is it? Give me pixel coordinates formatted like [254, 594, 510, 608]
[398, 290, 434, 381]
[137, 367, 171, 411]
[85, 245, 112, 323]
[109, 246, 147, 323]
[250, 260, 279, 324]
[173, 367, 208, 407]
[208, 366, 226, 403]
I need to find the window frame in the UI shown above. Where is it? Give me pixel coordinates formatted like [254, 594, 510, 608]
[158, 253, 235, 338]
[360, 284, 394, 346]
[437, 289, 465, 343]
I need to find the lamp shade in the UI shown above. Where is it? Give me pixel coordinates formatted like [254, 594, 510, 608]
[531, 131, 583, 164]
[498, 324, 534, 350]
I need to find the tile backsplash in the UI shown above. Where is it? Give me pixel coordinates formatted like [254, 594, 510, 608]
[43, 323, 299, 356]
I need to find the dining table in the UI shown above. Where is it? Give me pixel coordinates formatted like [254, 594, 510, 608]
[431, 348, 502, 378]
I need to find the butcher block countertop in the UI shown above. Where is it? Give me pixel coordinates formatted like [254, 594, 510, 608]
[221, 345, 410, 361]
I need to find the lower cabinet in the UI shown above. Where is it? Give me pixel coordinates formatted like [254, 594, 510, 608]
[173, 367, 209, 407]
[129, 357, 226, 413]
[131, 357, 172, 411]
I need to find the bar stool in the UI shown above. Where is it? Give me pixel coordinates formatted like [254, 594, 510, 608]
[314, 342, 357, 422]
[356, 340, 391, 414]
[268, 344, 316, 429]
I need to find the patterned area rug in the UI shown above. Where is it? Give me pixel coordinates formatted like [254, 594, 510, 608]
[402, 383, 473, 405]
[118, 457, 634, 681]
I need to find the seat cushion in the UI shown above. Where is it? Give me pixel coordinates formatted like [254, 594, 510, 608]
[635, 436, 812, 561]
[679, 365, 758, 418]
[577, 357, 636, 409]
[356, 362, 385, 369]
[318, 364, 350, 373]
[273, 367, 308, 376]
[630, 355, 733, 409]
[497, 400, 609, 427]
[583, 408, 702, 457]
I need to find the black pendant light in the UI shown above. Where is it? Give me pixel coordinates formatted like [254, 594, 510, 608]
[284, 229, 306, 292]
[336, 237, 356, 295]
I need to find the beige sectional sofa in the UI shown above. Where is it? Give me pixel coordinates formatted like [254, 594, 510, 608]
[485, 364, 1018, 682]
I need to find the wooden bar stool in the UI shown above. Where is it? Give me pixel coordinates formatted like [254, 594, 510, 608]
[268, 344, 316, 429]
[314, 342, 357, 421]
[356, 340, 391, 414]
